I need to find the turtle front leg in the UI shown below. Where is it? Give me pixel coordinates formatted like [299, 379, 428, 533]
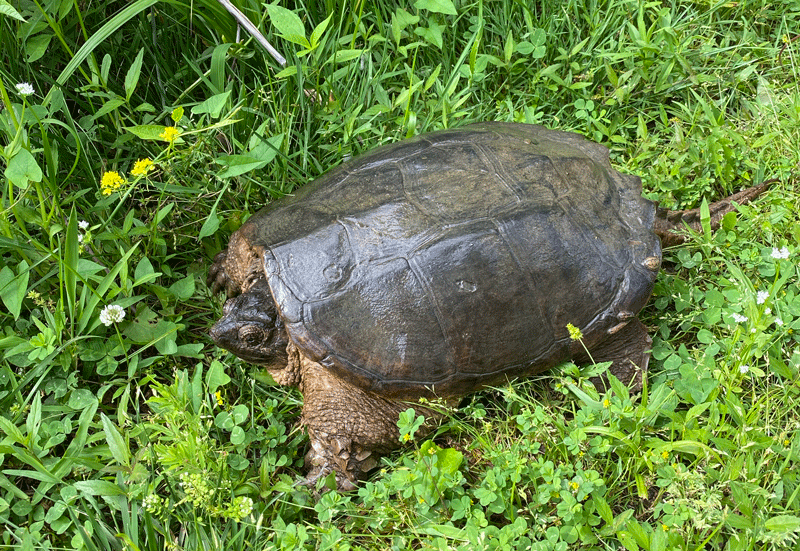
[303, 430, 379, 491]
[207, 250, 237, 296]
[207, 233, 266, 298]
[297, 358, 410, 491]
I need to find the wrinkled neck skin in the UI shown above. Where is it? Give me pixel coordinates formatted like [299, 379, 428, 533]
[209, 278, 291, 378]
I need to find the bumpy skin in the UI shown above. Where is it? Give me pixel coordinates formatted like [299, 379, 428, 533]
[207, 122, 768, 491]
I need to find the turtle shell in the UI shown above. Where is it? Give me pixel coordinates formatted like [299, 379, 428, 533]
[235, 122, 661, 398]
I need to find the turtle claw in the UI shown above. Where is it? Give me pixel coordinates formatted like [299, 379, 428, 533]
[301, 465, 358, 494]
[207, 250, 240, 297]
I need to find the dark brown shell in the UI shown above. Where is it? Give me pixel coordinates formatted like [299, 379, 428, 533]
[235, 122, 660, 398]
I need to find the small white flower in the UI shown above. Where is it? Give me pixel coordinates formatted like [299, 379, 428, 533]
[732, 313, 748, 323]
[739, 364, 749, 374]
[771, 246, 790, 260]
[765, 308, 772, 315]
[776, 317, 784, 326]
[757, 291, 769, 304]
[15, 82, 35, 96]
[77, 233, 84, 243]
[99, 304, 125, 326]
[79, 220, 89, 230]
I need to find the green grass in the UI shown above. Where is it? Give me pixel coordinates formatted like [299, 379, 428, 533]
[1, 0, 800, 549]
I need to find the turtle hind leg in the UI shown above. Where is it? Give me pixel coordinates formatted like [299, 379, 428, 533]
[580, 318, 652, 392]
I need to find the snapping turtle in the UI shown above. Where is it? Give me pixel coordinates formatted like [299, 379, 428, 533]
[208, 122, 766, 490]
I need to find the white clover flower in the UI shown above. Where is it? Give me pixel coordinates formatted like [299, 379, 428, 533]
[732, 313, 748, 323]
[79, 220, 89, 230]
[15, 82, 35, 96]
[757, 291, 769, 305]
[739, 365, 750, 374]
[99, 304, 125, 326]
[771, 246, 790, 260]
[142, 494, 161, 513]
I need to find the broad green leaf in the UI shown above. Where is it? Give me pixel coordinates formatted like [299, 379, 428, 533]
[191, 90, 232, 118]
[122, 306, 180, 355]
[133, 256, 160, 286]
[199, 209, 220, 239]
[93, 97, 125, 119]
[268, 4, 309, 47]
[0, 0, 26, 21]
[415, 22, 444, 49]
[26, 393, 41, 442]
[326, 49, 365, 64]
[5, 148, 42, 187]
[101, 413, 130, 466]
[25, 33, 53, 63]
[274, 65, 298, 79]
[0, 262, 29, 320]
[206, 360, 231, 395]
[74, 480, 126, 496]
[124, 48, 145, 101]
[216, 154, 269, 178]
[248, 133, 284, 164]
[764, 515, 800, 532]
[4, 469, 60, 484]
[215, 411, 235, 430]
[700, 197, 711, 240]
[231, 404, 249, 424]
[101, 53, 111, 83]
[230, 426, 245, 445]
[68, 389, 97, 410]
[168, 275, 195, 300]
[310, 13, 332, 48]
[594, 495, 614, 524]
[0, 416, 25, 444]
[125, 124, 177, 141]
[413, 0, 457, 15]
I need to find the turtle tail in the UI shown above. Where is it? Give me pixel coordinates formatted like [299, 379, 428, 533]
[653, 180, 772, 247]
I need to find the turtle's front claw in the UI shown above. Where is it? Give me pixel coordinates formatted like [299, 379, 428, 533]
[208, 250, 239, 297]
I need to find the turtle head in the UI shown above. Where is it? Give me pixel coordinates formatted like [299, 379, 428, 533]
[210, 278, 289, 368]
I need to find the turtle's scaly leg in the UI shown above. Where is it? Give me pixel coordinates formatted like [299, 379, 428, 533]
[298, 358, 409, 491]
[579, 318, 651, 392]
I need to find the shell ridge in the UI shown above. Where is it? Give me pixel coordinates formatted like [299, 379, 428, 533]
[405, 253, 457, 370]
[470, 141, 524, 206]
[493, 218, 550, 336]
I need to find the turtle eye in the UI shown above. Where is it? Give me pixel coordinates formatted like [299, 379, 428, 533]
[239, 326, 264, 348]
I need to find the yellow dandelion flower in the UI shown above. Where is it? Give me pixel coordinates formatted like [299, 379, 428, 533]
[566, 323, 583, 341]
[160, 126, 180, 143]
[662, 524, 669, 532]
[603, 399, 610, 408]
[131, 158, 154, 177]
[100, 171, 126, 196]
[661, 451, 669, 459]
[402, 433, 411, 442]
